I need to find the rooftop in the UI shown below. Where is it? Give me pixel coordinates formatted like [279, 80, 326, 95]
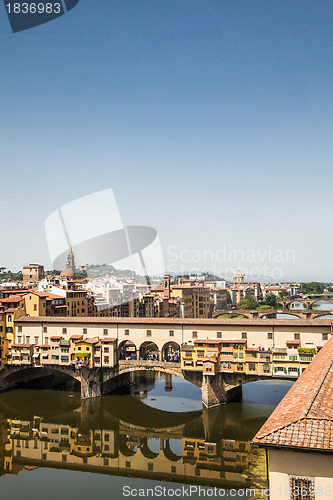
[252, 336, 333, 453]
[14, 316, 333, 327]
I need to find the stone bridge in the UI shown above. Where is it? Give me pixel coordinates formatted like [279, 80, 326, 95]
[214, 307, 333, 320]
[0, 360, 295, 409]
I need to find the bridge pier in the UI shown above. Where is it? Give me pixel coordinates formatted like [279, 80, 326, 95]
[79, 368, 102, 399]
[202, 373, 242, 408]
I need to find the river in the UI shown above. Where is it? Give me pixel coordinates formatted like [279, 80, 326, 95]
[0, 373, 293, 500]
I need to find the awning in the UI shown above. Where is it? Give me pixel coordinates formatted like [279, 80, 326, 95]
[33, 353, 40, 358]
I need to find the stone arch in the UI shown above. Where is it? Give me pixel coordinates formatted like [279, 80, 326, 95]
[139, 341, 160, 361]
[0, 365, 80, 393]
[286, 300, 306, 310]
[309, 299, 333, 310]
[118, 434, 138, 457]
[140, 437, 160, 459]
[163, 439, 182, 462]
[118, 340, 137, 361]
[161, 342, 181, 363]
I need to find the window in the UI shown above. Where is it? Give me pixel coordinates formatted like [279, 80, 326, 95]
[289, 476, 315, 500]
[104, 458, 109, 466]
[18, 326, 22, 333]
[248, 363, 256, 371]
[217, 332, 221, 338]
[322, 333, 328, 340]
[125, 461, 131, 468]
[192, 331, 198, 339]
[34, 304, 37, 311]
[103, 329, 108, 336]
[124, 329, 129, 336]
[146, 329, 152, 337]
[62, 328, 67, 334]
[83, 328, 87, 335]
[104, 356, 109, 363]
[241, 332, 247, 339]
[171, 466, 176, 473]
[294, 333, 300, 340]
[26, 336, 30, 343]
[148, 463, 153, 471]
[43, 327, 47, 333]
[169, 330, 174, 337]
[45, 337, 49, 344]
[34, 337, 38, 345]
[62, 454, 67, 462]
[267, 333, 273, 339]
[17, 336, 22, 344]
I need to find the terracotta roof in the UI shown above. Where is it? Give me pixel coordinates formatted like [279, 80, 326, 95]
[4, 308, 19, 313]
[70, 335, 83, 340]
[194, 339, 224, 345]
[14, 316, 333, 327]
[12, 344, 33, 348]
[50, 336, 63, 340]
[252, 336, 333, 452]
[101, 338, 117, 343]
[1, 295, 23, 302]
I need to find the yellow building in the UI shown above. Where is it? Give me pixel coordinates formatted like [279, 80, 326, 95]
[73, 338, 99, 368]
[24, 292, 48, 317]
[0, 295, 26, 365]
[181, 339, 272, 376]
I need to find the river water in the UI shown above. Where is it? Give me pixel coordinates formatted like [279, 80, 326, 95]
[0, 373, 293, 500]
[274, 300, 333, 319]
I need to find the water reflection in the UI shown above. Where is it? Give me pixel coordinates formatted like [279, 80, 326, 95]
[0, 374, 293, 496]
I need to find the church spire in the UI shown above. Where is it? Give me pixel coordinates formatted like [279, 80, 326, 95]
[66, 247, 75, 274]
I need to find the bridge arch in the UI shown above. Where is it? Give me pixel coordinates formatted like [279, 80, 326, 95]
[309, 299, 333, 309]
[140, 437, 160, 459]
[0, 365, 80, 393]
[118, 434, 138, 457]
[118, 340, 137, 360]
[161, 342, 180, 363]
[139, 341, 160, 361]
[163, 438, 182, 462]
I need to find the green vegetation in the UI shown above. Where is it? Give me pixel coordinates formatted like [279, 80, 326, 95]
[218, 313, 243, 318]
[75, 352, 91, 359]
[257, 305, 273, 310]
[0, 271, 23, 281]
[297, 347, 317, 355]
[300, 282, 325, 295]
[264, 292, 278, 308]
[237, 295, 259, 310]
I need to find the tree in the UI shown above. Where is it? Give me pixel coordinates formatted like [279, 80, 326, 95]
[300, 282, 325, 295]
[237, 295, 259, 310]
[265, 292, 278, 308]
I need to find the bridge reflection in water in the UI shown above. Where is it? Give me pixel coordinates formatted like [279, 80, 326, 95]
[0, 379, 270, 492]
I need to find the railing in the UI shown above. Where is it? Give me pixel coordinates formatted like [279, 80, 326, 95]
[118, 359, 181, 369]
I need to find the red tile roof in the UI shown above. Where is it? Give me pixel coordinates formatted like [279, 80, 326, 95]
[15, 316, 333, 327]
[1, 295, 23, 302]
[252, 336, 333, 452]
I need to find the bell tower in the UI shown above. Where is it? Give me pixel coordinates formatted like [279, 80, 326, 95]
[66, 247, 75, 274]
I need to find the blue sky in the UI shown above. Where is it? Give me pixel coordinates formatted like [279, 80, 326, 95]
[0, 0, 333, 280]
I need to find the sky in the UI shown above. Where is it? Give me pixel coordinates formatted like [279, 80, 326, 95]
[0, 0, 333, 281]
